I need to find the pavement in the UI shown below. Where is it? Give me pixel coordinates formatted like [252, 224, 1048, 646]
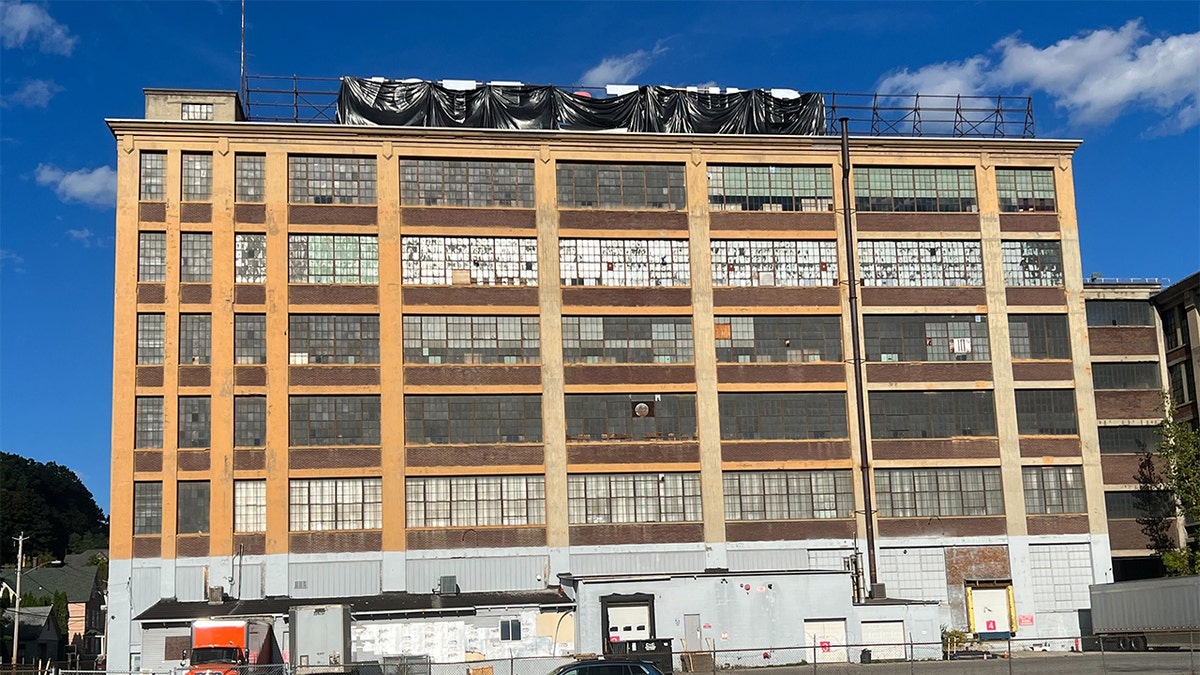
[718, 651, 1200, 674]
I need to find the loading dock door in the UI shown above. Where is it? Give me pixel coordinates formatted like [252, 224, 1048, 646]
[804, 619, 848, 664]
[968, 586, 1013, 637]
[607, 605, 652, 643]
[861, 621, 905, 661]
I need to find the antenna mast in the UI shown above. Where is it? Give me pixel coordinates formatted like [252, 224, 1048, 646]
[239, 0, 246, 94]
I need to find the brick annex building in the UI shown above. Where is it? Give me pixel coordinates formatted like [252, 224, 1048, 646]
[106, 80, 1181, 667]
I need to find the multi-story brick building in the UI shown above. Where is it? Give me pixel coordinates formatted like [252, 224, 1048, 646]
[1155, 273, 1200, 429]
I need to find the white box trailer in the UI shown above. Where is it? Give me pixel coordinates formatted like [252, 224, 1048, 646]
[290, 605, 353, 673]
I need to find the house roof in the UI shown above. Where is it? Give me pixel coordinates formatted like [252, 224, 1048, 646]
[63, 550, 108, 569]
[0, 565, 99, 603]
[4, 606, 58, 641]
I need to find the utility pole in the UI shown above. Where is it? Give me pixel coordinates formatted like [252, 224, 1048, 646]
[11, 532, 26, 665]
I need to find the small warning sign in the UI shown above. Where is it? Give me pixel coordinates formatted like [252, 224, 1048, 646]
[1018, 614, 1035, 627]
[819, 641, 831, 653]
[985, 620, 997, 631]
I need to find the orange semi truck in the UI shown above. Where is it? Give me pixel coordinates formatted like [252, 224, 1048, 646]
[184, 619, 279, 675]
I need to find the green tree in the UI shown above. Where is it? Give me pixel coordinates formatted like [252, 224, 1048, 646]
[0, 452, 108, 561]
[51, 590, 69, 636]
[1137, 398, 1200, 575]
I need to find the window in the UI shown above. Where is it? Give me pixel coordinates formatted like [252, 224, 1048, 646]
[234, 480, 266, 533]
[289, 396, 381, 446]
[177, 481, 211, 534]
[858, 240, 984, 287]
[1002, 241, 1063, 286]
[137, 314, 165, 365]
[565, 394, 696, 441]
[400, 158, 535, 207]
[723, 470, 854, 520]
[289, 315, 380, 364]
[133, 482, 162, 535]
[403, 315, 540, 364]
[718, 393, 848, 440]
[234, 314, 266, 364]
[405, 475, 546, 527]
[1099, 426, 1160, 454]
[181, 102, 214, 121]
[711, 240, 838, 287]
[138, 232, 167, 282]
[288, 155, 376, 204]
[560, 239, 690, 287]
[180, 233, 213, 282]
[875, 468, 1004, 517]
[1023, 466, 1085, 514]
[140, 152, 166, 201]
[715, 316, 842, 363]
[567, 473, 702, 524]
[1015, 389, 1079, 435]
[1092, 362, 1162, 390]
[289, 235, 379, 284]
[1009, 315, 1070, 359]
[1086, 300, 1154, 327]
[402, 237, 537, 286]
[707, 165, 833, 212]
[404, 395, 543, 444]
[869, 391, 997, 438]
[1105, 490, 1175, 520]
[996, 168, 1055, 213]
[499, 619, 522, 642]
[289, 478, 382, 531]
[562, 316, 693, 363]
[181, 153, 213, 202]
[179, 314, 211, 365]
[557, 163, 686, 210]
[179, 397, 211, 448]
[1170, 362, 1194, 404]
[235, 233, 266, 283]
[863, 314, 990, 362]
[854, 167, 977, 212]
[234, 396, 266, 448]
[235, 154, 265, 203]
[135, 397, 164, 448]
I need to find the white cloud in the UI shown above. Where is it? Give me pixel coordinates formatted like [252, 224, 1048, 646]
[66, 227, 102, 247]
[35, 164, 116, 208]
[2, 78, 62, 107]
[579, 41, 668, 88]
[0, 248, 24, 272]
[877, 20, 1200, 134]
[1, 1, 77, 55]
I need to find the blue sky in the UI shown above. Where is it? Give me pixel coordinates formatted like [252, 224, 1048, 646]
[1, 1, 1197, 512]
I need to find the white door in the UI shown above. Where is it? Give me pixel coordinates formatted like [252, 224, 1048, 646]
[607, 605, 652, 643]
[969, 587, 1012, 635]
[861, 621, 906, 661]
[804, 619, 848, 664]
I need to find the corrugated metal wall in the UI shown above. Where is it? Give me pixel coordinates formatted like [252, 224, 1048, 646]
[727, 547, 810, 571]
[233, 561, 265, 599]
[175, 565, 206, 601]
[140, 626, 190, 672]
[407, 554, 546, 592]
[131, 566, 162, 616]
[290, 559, 381, 598]
[570, 549, 704, 576]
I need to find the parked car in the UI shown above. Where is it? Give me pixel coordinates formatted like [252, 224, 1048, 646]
[549, 659, 666, 675]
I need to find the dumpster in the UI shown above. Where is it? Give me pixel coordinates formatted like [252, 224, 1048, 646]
[609, 638, 674, 674]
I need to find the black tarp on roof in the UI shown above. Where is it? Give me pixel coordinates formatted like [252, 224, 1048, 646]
[338, 78, 826, 135]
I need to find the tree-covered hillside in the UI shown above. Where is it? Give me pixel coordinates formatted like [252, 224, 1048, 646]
[0, 452, 108, 561]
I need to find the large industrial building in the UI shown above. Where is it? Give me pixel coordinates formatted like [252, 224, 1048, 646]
[108, 79, 1173, 668]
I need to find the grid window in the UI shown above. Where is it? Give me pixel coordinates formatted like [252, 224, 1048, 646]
[181, 153, 213, 202]
[235, 233, 266, 283]
[140, 152, 166, 201]
[1023, 466, 1085, 515]
[562, 316, 693, 364]
[289, 315, 380, 364]
[403, 315, 540, 364]
[719, 393, 848, 440]
[996, 168, 1056, 213]
[179, 314, 211, 365]
[1015, 389, 1078, 435]
[179, 397, 211, 448]
[234, 480, 267, 533]
[557, 163, 686, 210]
[138, 232, 167, 282]
[234, 396, 267, 448]
[1009, 315, 1071, 359]
[177, 481, 211, 534]
[234, 314, 266, 364]
[1163, 307, 1181, 350]
[869, 391, 997, 438]
[405, 475, 546, 527]
[400, 158, 535, 207]
[711, 240, 838, 287]
[1170, 362, 1193, 404]
[405, 395, 542, 444]
[137, 314, 165, 365]
[290, 396, 381, 446]
[235, 154, 265, 203]
[402, 237, 537, 286]
[859, 240, 984, 287]
[565, 394, 696, 441]
[1086, 300, 1154, 327]
[135, 397, 164, 448]
[863, 314, 990, 362]
[1002, 241, 1063, 286]
[180, 233, 213, 282]
[715, 316, 842, 363]
[181, 102, 214, 121]
[723, 470, 854, 520]
[876, 468, 1004, 517]
[708, 165, 834, 212]
[289, 478, 382, 531]
[133, 482, 162, 535]
[500, 620, 522, 642]
[560, 238, 690, 287]
[854, 167, 978, 212]
[289, 235, 379, 284]
[1099, 426, 1160, 454]
[1105, 490, 1175, 520]
[288, 155, 377, 204]
[1092, 362, 1162, 390]
[567, 473, 702, 524]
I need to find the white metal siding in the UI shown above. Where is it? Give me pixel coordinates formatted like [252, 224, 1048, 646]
[140, 626, 190, 672]
[407, 554, 546, 592]
[233, 562, 264, 599]
[131, 567, 162, 616]
[808, 549, 854, 571]
[727, 547, 808, 571]
[175, 565, 206, 602]
[570, 549, 704, 576]
[290, 560, 380, 598]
